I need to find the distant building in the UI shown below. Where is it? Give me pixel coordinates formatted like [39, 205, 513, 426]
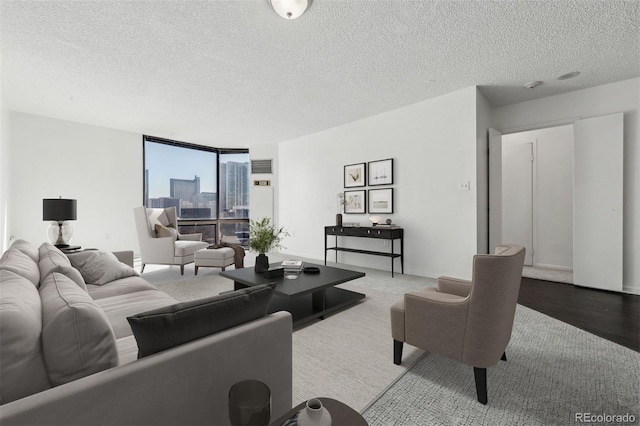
[148, 197, 180, 210]
[170, 176, 200, 208]
[220, 162, 249, 214]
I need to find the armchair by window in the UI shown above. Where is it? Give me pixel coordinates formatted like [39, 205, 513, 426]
[133, 206, 209, 275]
[390, 244, 526, 404]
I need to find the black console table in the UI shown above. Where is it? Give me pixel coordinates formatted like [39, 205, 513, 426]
[325, 226, 404, 277]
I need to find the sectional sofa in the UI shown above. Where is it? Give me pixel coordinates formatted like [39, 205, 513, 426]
[0, 240, 292, 426]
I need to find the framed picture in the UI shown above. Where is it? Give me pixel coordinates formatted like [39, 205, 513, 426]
[344, 163, 366, 188]
[368, 188, 393, 213]
[368, 158, 393, 186]
[344, 190, 366, 214]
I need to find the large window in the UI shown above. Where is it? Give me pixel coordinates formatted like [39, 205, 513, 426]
[143, 136, 250, 245]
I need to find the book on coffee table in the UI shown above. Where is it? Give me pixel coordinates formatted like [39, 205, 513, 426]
[281, 260, 303, 270]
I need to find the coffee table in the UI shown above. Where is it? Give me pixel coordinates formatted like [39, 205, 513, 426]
[269, 397, 367, 426]
[220, 263, 365, 327]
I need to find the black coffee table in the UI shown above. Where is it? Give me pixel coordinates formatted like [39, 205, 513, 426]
[220, 263, 365, 327]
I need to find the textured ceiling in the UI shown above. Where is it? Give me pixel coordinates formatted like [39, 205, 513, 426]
[1, 1, 638, 147]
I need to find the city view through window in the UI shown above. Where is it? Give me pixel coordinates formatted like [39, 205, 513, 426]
[144, 138, 250, 245]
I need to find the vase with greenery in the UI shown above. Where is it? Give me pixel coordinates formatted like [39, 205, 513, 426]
[248, 217, 288, 272]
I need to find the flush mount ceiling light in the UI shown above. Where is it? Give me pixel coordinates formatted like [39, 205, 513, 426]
[524, 80, 543, 89]
[269, 0, 311, 19]
[557, 71, 581, 80]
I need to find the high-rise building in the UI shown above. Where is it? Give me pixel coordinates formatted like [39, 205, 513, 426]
[170, 176, 200, 208]
[220, 162, 249, 214]
[148, 197, 180, 210]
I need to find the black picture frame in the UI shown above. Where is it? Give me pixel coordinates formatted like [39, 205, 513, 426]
[368, 188, 393, 213]
[368, 158, 393, 186]
[344, 190, 367, 214]
[344, 163, 366, 188]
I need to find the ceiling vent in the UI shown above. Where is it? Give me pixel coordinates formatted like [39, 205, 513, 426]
[251, 159, 273, 174]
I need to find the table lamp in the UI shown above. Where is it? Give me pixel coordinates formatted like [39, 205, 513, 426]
[43, 197, 77, 248]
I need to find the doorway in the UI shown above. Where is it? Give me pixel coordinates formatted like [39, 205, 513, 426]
[501, 125, 574, 273]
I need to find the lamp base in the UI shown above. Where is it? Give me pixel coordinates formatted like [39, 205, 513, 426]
[48, 221, 74, 247]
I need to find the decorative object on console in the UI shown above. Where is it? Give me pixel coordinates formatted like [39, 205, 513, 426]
[336, 193, 344, 226]
[248, 217, 288, 273]
[368, 158, 393, 186]
[297, 398, 332, 426]
[343, 190, 366, 214]
[368, 188, 394, 213]
[43, 197, 77, 248]
[386, 218, 392, 225]
[269, 0, 310, 20]
[228, 379, 271, 426]
[369, 216, 381, 226]
[344, 163, 366, 188]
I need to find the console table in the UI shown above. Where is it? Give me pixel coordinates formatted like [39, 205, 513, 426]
[325, 226, 404, 277]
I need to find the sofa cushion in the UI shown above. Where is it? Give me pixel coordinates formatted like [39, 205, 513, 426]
[86, 276, 160, 300]
[0, 270, 52, 404]
[127, 284, 274, 358]
[66, 250, 138, 285]
[94, 290, 178, 339]
[0, 248, 40, 287]
[40, 273, 118, 386]
[38, 243, 87, 291]
[155, 223, 178, 240]
[9, 239, 39, 263]
[174, 240, 209, 257]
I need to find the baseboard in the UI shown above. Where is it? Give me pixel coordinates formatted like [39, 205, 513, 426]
[622, 285, 640, 295]
[533, 264, 573, 271]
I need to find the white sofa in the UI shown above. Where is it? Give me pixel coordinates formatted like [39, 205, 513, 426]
[0, 240, 292, 426]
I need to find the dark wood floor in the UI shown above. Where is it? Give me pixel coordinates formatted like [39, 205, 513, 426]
[518, 277, 639, 352]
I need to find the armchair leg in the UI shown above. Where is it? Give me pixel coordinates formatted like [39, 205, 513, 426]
[393, 340, 403, 365]
[501, 352, 507, 361]
[180, 265, 184, 275]
[195, 266, 199, 276]
[141, 264, 146, 273]
[473, 367, 488, 405]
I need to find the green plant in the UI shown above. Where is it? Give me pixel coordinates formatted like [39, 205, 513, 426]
[248, 217, 288, 254]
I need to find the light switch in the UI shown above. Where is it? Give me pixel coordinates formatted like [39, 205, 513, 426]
[458, 181, 470, 191]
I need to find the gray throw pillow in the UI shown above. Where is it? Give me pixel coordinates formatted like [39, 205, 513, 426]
[127, 284, 275, 358]
[66, 250, 138, 285]
[155, 223, 178, 241]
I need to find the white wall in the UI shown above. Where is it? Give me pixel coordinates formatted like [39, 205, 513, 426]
[0, 105, 10, 252]
[492, 78, 639, 293]
[279, 87, 479, 279]
[502, 125, 574, 270]
[8, 112, 142, 252]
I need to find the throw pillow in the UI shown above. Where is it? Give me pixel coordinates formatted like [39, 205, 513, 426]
[38, 242, 87, 291]
[0, 248, 40, 288]
[9, 239, 39, 262]
[39, 272, 118, 386]
[127, 284, 275, 358]
[155, 223, 179, 241]
[66, 250, 139, 285]
[0, 270, 52, 403]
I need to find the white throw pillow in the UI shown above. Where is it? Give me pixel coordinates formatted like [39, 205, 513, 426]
[38, 242, 87, 291]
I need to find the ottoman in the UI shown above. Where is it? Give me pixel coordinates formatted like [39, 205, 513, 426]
[194, 247, 235, 275]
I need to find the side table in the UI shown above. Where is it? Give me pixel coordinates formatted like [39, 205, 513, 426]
[269, 397, 367, 426]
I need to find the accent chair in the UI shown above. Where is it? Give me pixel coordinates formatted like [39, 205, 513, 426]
[390, 244, 526, 404]
[133, 206, 209, 275]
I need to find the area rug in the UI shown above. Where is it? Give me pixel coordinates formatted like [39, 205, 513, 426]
[362, 304, 640, 425]
[142, 261, 426, 412]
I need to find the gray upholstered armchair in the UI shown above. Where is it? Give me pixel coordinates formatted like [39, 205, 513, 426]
[133, 206, 209, 274]
[390, 244, 526, 404]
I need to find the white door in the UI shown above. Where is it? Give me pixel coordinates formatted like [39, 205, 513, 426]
[573, 113, 623, 291]
[501, 140, 534, 265]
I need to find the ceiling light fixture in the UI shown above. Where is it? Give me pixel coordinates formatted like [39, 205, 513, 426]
[269, 0, 311, 19]
[524, 80, 543, 89]
[557, 71, 581, 80]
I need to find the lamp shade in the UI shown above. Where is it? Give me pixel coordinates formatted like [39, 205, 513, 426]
[43, 199, 77, 221]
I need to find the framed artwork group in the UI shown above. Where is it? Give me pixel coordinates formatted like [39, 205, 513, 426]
[342, 158, 394, 214]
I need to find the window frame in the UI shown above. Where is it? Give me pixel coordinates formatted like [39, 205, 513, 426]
[142, 135, 249, 245]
